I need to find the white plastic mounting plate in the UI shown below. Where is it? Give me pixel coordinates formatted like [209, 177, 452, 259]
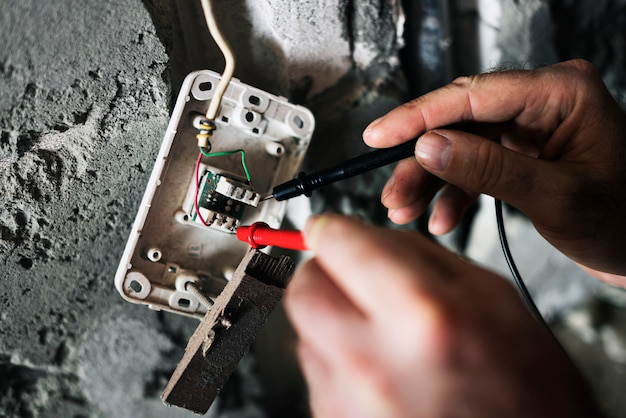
[115, 70, 314, 318]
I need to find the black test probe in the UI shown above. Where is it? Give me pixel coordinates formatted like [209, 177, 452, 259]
[259, 136, 548, 329]
[263, 138, 418, 201]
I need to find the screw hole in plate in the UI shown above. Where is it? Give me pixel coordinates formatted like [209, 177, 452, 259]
[129, 280, 143, 293]
[249, 95, 261, 106]
[199, 81, 213, 91]
[293, 115, 304, 129]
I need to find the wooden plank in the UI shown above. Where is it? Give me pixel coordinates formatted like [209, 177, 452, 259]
[161, 249, 295, 414]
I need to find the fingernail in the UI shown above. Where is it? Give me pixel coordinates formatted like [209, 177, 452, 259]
[416, 132, 450, 172]
[363, 116, 384, 140]
[427, 211, 439, 235]
[381, 175, 395, 202]
[304, 214, 333, 250]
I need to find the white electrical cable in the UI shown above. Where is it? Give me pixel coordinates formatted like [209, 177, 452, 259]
[200, 0, 236, 121]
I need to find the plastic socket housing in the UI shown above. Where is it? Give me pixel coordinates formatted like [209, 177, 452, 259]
[114, 70, 314, 318]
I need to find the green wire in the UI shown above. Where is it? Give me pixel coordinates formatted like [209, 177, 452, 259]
[199, 147, 251, 182]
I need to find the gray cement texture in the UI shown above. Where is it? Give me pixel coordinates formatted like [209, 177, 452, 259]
[0, 0, 406, 416]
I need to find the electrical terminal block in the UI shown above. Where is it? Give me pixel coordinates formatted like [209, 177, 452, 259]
[195, 209, 239, 232]
[215, 176, 260, 206]
[182, 168, 259, 233]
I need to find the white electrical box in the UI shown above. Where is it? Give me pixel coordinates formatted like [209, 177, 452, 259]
[115, 70, 314, 318]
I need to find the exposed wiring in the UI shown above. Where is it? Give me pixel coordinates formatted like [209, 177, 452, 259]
[196, 118, 216, 150]
[193, 148, 252, 227]
[495, 198, 550, 329]
[199, 147, 251, 182]
[200, 0, 236, 121]
[192, 0, 248, 227]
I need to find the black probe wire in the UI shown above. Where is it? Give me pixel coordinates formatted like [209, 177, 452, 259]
[269, 139, 550, 333]
[494, 198, 550, 329]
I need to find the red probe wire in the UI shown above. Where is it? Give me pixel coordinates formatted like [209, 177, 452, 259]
[236, 222, 307, 251]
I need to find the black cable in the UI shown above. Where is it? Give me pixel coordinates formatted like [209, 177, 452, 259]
[494, 198, 550, 329]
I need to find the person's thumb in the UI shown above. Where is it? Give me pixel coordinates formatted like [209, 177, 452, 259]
[415, 129, 553, 213]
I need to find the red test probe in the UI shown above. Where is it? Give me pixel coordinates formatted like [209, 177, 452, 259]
[236, 222, 307, 251]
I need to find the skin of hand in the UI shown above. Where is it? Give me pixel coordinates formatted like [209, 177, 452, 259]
[285, 214, 599, 418]
[363, 59, 626, 279]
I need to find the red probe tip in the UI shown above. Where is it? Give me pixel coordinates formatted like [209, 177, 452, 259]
[236, 222, 307, 251]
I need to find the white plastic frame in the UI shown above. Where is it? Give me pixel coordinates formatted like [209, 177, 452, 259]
[115, 70, 314, 318]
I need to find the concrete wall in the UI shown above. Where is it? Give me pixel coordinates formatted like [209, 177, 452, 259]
[0, 0, 624, 417]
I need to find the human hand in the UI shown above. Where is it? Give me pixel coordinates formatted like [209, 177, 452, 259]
[363, 59, 626, 277]
[285, 214, 598, 418]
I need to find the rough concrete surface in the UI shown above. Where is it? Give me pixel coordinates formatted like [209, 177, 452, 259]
[1, 0, 625, 417]
[0, 0, 404, 416]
